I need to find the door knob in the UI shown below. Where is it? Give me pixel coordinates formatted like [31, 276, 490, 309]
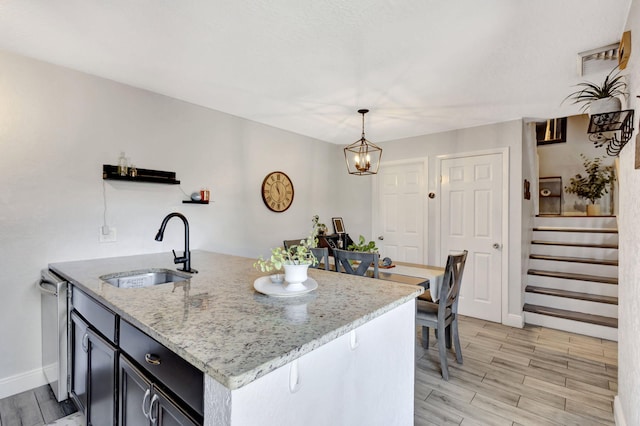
[492, 243, 501, 250]
[378, 236, 384, 240]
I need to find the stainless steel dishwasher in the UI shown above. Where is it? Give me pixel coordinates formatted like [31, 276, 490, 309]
[38, 269, 69, 402]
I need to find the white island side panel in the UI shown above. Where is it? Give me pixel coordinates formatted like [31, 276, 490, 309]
[204, 299, 415, 425]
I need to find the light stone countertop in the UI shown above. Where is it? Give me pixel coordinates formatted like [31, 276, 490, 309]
[50, 250, 423, 390]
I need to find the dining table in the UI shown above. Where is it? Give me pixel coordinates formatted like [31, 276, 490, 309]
[373, 261, 445, 302]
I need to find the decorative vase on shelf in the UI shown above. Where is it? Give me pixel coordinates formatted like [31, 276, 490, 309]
[589, 97, 622, 115]
[283, 263, 310, 291]
[586, 204, 601, 216]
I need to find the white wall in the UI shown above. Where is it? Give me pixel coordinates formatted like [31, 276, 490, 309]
[0, 49, 356, 397]
[616, 1, 640, 425]
[377, 120, 524, 326]
[537, 114, 616, 215]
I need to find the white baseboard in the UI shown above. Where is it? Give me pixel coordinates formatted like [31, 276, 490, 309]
[614, 396, 627, 426]
[503, 312, 524, 328]
[0, 367, 47, 399]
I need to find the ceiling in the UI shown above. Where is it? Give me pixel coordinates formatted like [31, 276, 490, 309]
[0, 0, 632, 144]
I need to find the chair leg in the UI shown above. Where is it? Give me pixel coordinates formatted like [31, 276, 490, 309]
[452, 318, 463, 364]
[437, 322, 449, 380]
[421, 326, 430, 349]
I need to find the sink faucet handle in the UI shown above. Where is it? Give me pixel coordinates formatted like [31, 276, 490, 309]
[172, 249, 187, 264]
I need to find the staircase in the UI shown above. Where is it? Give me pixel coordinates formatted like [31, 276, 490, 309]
[523, 216, 618, 341]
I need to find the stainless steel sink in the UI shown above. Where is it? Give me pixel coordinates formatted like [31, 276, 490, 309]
[100, 269, 191, 288]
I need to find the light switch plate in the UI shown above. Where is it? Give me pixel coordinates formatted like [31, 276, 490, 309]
[99, 226, 117, 243]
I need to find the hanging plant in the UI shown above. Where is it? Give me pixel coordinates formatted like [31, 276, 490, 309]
[562, 67, 628, 113]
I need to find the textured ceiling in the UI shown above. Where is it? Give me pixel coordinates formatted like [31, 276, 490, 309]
[0, 0, 632, 144]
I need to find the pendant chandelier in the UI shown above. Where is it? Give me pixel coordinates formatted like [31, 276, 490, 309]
[343, 109, 382, 176]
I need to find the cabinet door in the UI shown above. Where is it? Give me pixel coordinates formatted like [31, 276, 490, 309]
[119, 355, 151, 426]
[153, 387, 199, 426]
[70, 311, 89, 415]
[86, 328, 117, 426]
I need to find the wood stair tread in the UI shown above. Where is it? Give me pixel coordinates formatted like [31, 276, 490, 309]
[529, 254, 618, 266]
[533, 227, 618, 234]
[531, 240, 618, 249]
[528, 269, 618, 284]
[523, 304, 618, 328]
[525, 285, 618, 305]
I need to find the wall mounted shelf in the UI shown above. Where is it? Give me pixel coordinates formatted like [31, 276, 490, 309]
[182, 200, 209, 204]
[102, 165, 180, 185]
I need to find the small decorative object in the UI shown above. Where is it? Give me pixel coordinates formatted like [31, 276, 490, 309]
[254, 225, 319, 289]
[332, 217, 345, 234]
[563, 67, 628, 114]
[261, 171, 294, 212]
[618, 30, 631, 71]
[312, 215, 327, 236]
[564, 154, 615, 216]
[540, 188, 551, 197]
[343, 109, 382, 176]
[382, 257, 392, 267]
[190, 192, 202, 201]
[117, 152, 128, 176]
[587, 109, 635, 156]
[129, 164, 137, 177]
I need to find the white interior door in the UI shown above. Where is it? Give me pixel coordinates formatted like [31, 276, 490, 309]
[439, 152, 503, 322]
[373, 161, 426, 263]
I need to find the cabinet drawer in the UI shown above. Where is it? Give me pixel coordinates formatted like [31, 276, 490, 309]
[119, 319, 203, 418]
[72, 287, 117, 344]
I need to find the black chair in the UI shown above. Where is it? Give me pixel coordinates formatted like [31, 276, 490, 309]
[416, 250, 468, 380]
[333, 249, 379, 278]
[310, 247, 330, 271]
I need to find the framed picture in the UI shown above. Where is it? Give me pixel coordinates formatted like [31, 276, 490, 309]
[332, 217, 345, 234]
[536, 117, 567, 145]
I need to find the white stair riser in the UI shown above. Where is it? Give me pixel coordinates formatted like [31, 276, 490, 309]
[534, 216, 617, 229]
[533, 231, 618, 245]
[524, 293, 618, 318]
[530, 244, 618, 260]
[528, 259, 617, 278]
[524, 312, 617, 341]
[527, 274, 618, 297]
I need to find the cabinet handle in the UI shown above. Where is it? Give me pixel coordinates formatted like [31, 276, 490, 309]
[81, 333, 89, 353]
[145, 353, 161, 365]
[289, 359, 301, 393]
[149, 394, 159, 425]
[141, 388, 151, 419]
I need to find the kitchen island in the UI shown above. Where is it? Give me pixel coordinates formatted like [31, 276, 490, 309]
[50, 250, 423, 425]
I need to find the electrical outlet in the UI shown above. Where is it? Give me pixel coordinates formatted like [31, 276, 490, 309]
[99, 226, 117, 243]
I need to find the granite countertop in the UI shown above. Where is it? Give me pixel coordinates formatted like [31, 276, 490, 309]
[50, 250, 422, 390]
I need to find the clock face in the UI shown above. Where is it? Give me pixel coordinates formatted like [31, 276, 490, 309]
[261, 171, 294, 212]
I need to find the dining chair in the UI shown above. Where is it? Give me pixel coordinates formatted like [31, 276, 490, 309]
[283, 239, 305, 250]
[416, 250, 467, 380]
[333, 249, 379, 279]
[310, 247, 330, 271]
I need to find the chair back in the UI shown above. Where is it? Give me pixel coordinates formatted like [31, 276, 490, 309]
[283, 239, 305, 250]
[333, 249, 379, 278]
[439, 251, 468, 316]
[310, 247, 330, 270]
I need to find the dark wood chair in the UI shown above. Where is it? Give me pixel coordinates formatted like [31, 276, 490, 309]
[283, 239, 305, 250]
[416, 250, 468, 380]
[333, 249, 379, 278]
[310, 247, 330, 271]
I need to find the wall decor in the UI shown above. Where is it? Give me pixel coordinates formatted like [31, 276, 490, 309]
[261, 171, 294, 212]
[536, 118, 567, 145]
[618, 30, 631, 70]
[332, 217, 345, 234]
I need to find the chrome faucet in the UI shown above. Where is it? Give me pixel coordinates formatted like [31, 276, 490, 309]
[155, 212, 197, 273]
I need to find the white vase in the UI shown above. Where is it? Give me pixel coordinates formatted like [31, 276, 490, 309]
[283, 263, 310, 291]
[589, 97, 621, 115]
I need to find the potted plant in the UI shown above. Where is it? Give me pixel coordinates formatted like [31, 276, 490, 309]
[564, 154, 615, 216]
[347, 235, 379, 253]
[254, 219, 320, 290]
[312, 215, 328, 236]
[563, 67, 628, 114]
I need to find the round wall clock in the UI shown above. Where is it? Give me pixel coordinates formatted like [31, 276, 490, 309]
[261, 171, 294, 212]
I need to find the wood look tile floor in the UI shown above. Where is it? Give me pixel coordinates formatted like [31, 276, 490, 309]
[415, 316, 617, 426]
[0, 385, 76, 426]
